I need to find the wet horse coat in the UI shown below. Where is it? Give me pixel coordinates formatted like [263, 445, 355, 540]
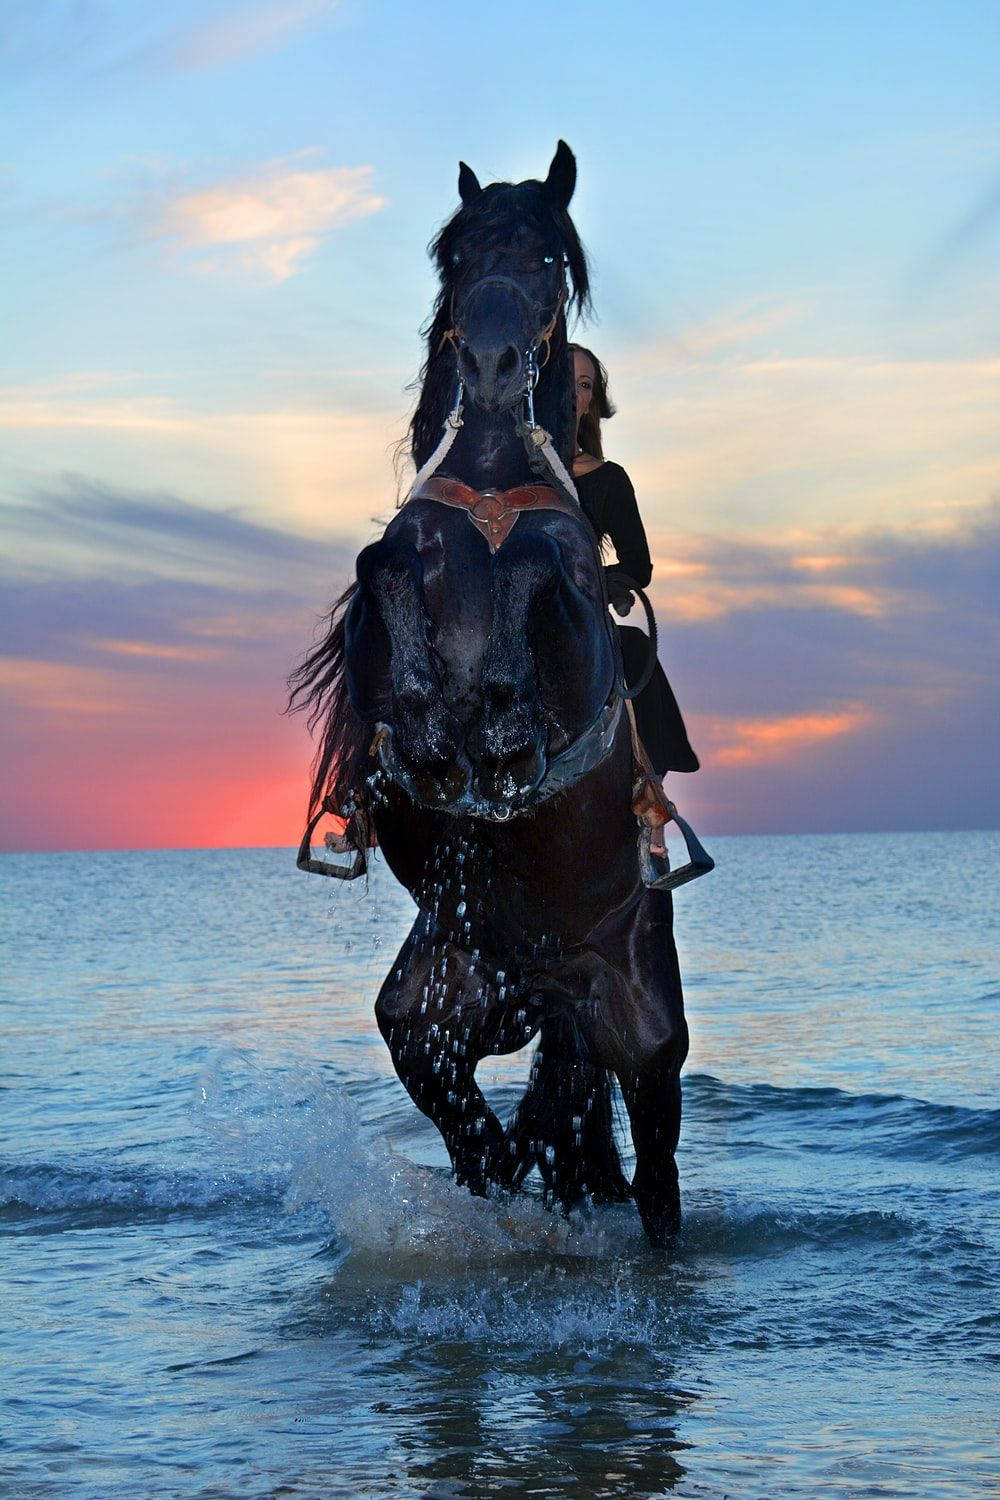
[291, 144, 689, 1241]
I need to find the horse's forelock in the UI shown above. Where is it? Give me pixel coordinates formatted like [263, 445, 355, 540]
[431, 179, 590, 315]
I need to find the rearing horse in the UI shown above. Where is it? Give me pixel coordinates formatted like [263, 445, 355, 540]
[290, 143, 708, 1244]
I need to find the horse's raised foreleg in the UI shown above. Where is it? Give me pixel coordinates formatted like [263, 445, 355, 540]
[374, 918, 539, 1194]
[474, 528, 555, 802]
[475, 524, 617, 801]
[350, 538, 468, 804]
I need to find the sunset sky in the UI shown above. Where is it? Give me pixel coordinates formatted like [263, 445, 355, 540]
[2, 0, 998, 849]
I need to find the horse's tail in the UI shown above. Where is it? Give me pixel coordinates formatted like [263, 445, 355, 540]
[502, 1012, 631, 1209]
[286, 582, 374, 857]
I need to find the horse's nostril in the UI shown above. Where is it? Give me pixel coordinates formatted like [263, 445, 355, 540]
[498, 347, 519, 377]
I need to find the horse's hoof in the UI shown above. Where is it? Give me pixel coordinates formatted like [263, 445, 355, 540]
[475, 745, 545, 805]
[454, 1164, 490, 1198]
[407, 758, 471, 808]
[634, 1191, 681, 1247]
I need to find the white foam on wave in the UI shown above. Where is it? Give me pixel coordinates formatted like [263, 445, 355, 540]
[373, 1266, 671, 1352]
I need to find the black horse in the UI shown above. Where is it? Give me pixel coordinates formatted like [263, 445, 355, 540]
[290, 143, 707, 1244]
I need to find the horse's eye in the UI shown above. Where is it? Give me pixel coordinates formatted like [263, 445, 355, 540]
[543, 254, 555, 265]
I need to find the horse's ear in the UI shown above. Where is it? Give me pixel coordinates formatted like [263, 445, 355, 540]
[543, 140, 576, 209]
[458, 161, 482, 204]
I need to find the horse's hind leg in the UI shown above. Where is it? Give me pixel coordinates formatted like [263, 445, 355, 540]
[374, 918, 535, 1195]
[503, 1011, 631, 1208]
[620, 1051, 683, 1245]
[568, 889, 688, 1244]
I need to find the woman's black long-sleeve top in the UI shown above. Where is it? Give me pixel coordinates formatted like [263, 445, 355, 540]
[574, 459, 699, 775]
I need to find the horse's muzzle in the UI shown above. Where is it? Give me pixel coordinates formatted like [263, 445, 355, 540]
[458, 338, 524, 412]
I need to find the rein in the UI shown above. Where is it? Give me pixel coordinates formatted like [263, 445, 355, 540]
[606, 569, 659, 701]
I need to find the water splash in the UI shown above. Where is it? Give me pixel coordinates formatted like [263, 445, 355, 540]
[194, 1051, 630, 1264]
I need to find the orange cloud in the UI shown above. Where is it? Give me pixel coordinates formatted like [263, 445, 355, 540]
[704, 705, 877, 766]
[791, 554, 852, 573]
[0, 658, 143, 719]
[649, 577, 887, 623]
[89, 638, 228, 663]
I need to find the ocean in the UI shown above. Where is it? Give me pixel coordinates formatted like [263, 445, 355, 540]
[2, 832, 998, 1498]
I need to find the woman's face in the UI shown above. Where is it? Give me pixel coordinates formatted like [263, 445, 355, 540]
[574, 350, 596, 429]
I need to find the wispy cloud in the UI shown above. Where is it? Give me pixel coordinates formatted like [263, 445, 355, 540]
[0, 472, 358, 595]
[0, 2, 341, 82]
[641, 296, 808, 362]
[87, 637, 228, 663]
[154, 154, 386, 282]
[0, 658, 142, 719]
[0, 376, 403, 536]
[156, 1, 340, 73]
[920, 169, 1000, 280]
[610, 346, 1000, 535]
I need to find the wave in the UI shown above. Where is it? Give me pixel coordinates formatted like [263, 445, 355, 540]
[9, 1060, 993, 1277]
[684, 1073, 1000, 1162]
[1, 1159, 282, 1226]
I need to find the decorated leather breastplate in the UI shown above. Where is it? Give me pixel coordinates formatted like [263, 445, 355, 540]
[412, 475, 580, 553]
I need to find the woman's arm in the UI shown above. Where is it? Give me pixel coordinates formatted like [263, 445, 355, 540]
[603, 465, 652, 588]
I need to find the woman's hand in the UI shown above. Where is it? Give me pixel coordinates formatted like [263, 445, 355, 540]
[605, 566, 635, 617]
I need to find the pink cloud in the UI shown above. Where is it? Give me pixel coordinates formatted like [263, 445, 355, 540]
[156, 156, 387, 282]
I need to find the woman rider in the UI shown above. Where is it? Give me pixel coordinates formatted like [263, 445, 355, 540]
[569, 344, 699, 850]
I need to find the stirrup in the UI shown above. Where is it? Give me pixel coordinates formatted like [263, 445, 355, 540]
[638, 807, 714, 891]
[296, 799, 366, 880]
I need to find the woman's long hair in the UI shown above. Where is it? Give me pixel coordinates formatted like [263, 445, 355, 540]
[569, 342, 615, 460]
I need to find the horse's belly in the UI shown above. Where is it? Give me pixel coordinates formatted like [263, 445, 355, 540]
[376, 782, 640, 962]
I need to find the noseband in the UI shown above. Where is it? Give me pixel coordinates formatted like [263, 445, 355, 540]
[439, 272, 566, 373]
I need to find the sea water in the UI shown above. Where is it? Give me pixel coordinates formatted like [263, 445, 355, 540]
[2, 833, 998, 1498]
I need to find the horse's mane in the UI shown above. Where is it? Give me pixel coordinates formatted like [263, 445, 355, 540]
[286, 582, 373, 850]
[410, 179, 591, 469]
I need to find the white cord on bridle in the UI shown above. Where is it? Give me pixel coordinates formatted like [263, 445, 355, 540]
[405, 334, 579, 507]
[521, 421, 579, 503]
[407, 380, 464, 500]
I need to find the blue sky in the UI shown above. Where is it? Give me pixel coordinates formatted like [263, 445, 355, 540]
[2, 0, 998, 846]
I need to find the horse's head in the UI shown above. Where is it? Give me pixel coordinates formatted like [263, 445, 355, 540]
[430, 141, 589, 414]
